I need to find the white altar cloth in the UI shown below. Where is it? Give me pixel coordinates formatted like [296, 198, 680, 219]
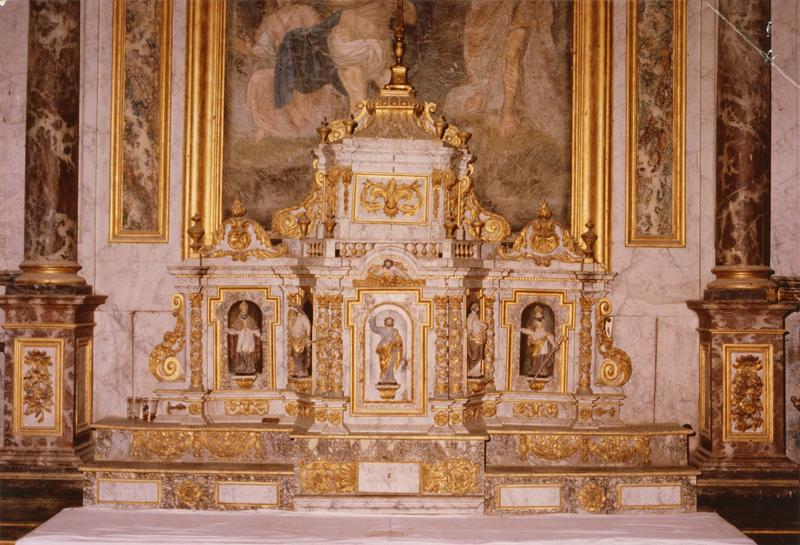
[18, 507, 754, 545]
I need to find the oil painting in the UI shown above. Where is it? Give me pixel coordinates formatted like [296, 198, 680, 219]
[222, 0, 574, 231]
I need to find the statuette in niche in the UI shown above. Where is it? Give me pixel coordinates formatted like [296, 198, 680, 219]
[368, 312, 408, 400]
[226, 301, 262, 379]
[519, 303, 561, 389]
[466, 301, 488, 378]
[288, 303, 312, 378]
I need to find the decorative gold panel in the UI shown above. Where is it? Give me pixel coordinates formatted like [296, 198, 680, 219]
[130, 430, 263, 459]
[722, 344, 773, 443]
[182, 0, 612, 270]
[625, 0, 686, 246]
[13, 338, 64, 436]
[300, 461, 357, 494]
[420, 459, 480, 495]
[353, 173, 428, 224]
[109, 0, 172, 242]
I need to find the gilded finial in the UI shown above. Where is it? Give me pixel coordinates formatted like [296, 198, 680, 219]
[187, 213, 205, 255]
[580, 221, 597, 264]
[230, 198, 247, 218]
[316, 117, 332, 143]
[387, 0, 409, 88]
[537, 200, 553, 220]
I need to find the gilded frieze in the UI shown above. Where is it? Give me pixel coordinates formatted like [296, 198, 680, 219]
[513, 402, 559, 419]
[300, 461, 357, 494]
[224, 399, 269, 416]
[148, 294, 185, 382]
[421, 459, 480, 495]
[130, 430, 263, 460]
[518, 435, 651, 465]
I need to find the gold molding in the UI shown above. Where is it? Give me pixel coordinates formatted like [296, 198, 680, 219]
[13, 338, 64, 437]
[699, 343, 710, 435]
[722, 343, 774, 443]
[109, 0, 172, 242]
[501, 289, 576, 392]
[183, 1, 612, 269]
[625, 0, 686, 247]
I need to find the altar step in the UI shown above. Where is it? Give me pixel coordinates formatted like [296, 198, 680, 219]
[293, 494, 484, 515]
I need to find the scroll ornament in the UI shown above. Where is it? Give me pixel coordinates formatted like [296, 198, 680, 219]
[595, 299, 632, 388]
[148, 294, 185, 382]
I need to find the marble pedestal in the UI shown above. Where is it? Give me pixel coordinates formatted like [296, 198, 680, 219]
[0, 285, 106, 469]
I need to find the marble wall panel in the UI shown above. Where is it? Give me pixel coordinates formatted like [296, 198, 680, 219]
[93, 311, 133, 420]
[0, 0, 28, 271]
[614, 316, 656, 425]
[627, 0, 684, 245]
[654, 317, 699, 433]
[786, 313, 800, 463]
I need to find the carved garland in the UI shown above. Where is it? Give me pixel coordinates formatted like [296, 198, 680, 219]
[448, 295, 464, 396]
[188, 291, 204, 390]
[730, 354, 764, 433]
[315, 294, 344, 396]
[483, 295, 496, 390]
[433, 296, 449, 396]
[148, 294, 185, 382]
[130, 430, 263, 459]
[22, 350, 54, 423]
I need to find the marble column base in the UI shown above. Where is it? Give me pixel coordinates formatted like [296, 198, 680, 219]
[687, 299, 799, 480]
[0, 286, 106, 471]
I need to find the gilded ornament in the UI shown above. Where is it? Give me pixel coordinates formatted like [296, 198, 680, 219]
[205, 199, 287, 260]
[518, 434, 650, 465]
[459, 165, 510, 243]
[577, 482, 606, 512]
[130, 430, 263, 460]
[175, 479, 206, 508]
[483, 402, 497, 418]
[300, 461, 357, 494]
[513, 402, 559, 419]
[577, 296, 594, 395]
[595, 299, 632, 387]
[434, 411, 449, 426]
[188, 291, 204, 390]
[272, 165, 327, 238]
[433, 296, 449, 396]
[498, 201, 582, 264]
[353, 259, 424, 288]
[224, 399, 269, 416]
[359, 177, 423, 218]
[188, 402, 202, 415]
[462, 404, 483, 424]
[730, 354, 764, 432]
[21, 350, 54, 423]
[421, 459, 480, 494]
[148, 294, 185, 382]
[483, 296, 496, 391]
[448, 295, 464, 396]
[315, 294, 344, 396]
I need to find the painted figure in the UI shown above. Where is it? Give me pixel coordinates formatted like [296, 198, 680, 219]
[466, 301, 488, 377]
[288, 304, 313, 377]
[519, 304, 557, 377]
[369, 315, 406, 384]
[227, 301, 262, 375]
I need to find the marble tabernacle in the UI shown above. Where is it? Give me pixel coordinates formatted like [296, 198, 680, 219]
[81, 18, 697, 515]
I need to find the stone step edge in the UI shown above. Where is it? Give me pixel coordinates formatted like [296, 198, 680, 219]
[485, 465, 699, 478]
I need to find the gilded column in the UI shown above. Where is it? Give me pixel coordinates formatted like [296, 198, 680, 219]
[710, 0, 772, 292]
[17, 0, 84, 286]
[448, 296, 464, 397]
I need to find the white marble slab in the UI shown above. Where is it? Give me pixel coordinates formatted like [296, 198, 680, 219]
[497, 485, 562, 510]
[358, 462, 420, 494]
[96, 480, 160, 505]
[216, 482, 278, 507]
[18, 508, 755, 544]
[618, 484, 683, 509]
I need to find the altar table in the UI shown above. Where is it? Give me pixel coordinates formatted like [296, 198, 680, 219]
[18, 507, 754, 545]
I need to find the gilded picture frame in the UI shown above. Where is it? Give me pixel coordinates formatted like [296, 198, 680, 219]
[182, 0, 612, 269]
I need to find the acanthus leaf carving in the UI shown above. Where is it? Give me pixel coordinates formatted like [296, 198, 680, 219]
[595, 299, 633, 388]
[148, 294, 185, 382]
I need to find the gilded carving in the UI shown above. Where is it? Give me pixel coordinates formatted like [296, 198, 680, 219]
[513, 402, 559, 419]
[206, 199, 287, 260]
[272, 164, 327, 238]
[498, 201, 582, 264]
[130, 430, 263, 459]
[519, 435, 650, 464]
[577, 296, 594, 395]
[22, 350, 54, 423]
[285, 401, 315, 420]
[353, 259, 424, 288]
[421, 459, 480, 494]
[359, 177, 423, 218]
[188, 291, 204, 390]
[595, 299, 632, 387]
[175, 479, 206, 508]
[434, 296, 449, 396]
[148, 294, 185, 382]
[300, 461, 357, 494]
[458, 165, 511, 243]
[730, 354, 764, 433]
[577, 482, 606, 512]
[315, 294, 344, 396]
[224, 399, 269, 416]
[448, 296, 464, 396]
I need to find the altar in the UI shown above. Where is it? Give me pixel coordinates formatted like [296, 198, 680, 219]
[80, 7, 697, 516]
